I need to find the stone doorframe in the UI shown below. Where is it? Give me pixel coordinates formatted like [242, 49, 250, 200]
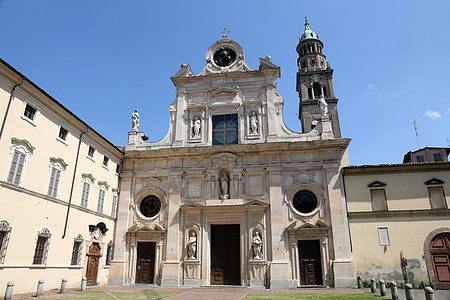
[201, 212, 247, 287]
[423, 227, 450, 289]
[288, 232, 331, 287]
[127, 230, 165, 285]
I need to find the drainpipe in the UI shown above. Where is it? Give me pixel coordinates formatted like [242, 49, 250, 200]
[0, 76, 24, 141]
[342, 168, 353, 252]
[62, 126, 89, 239]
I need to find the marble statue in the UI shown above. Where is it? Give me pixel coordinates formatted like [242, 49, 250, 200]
[219, 173, 229, 199]
[187, 232, 197, 259]
[131, 109, 140, 131]
[250, 111, 258, 134]
[319, 96, 328, 117]
[192, 117, 201, 138]
[252, 231, 262, 259]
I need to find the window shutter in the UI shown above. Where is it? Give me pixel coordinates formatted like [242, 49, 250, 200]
[7, 151, 19, 183]
[48, 168, 56, 196]
[52, 170, 61, 197]
[13, 152, 26, 185]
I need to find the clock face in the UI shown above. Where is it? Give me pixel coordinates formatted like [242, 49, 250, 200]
[213, 47, 236, 67]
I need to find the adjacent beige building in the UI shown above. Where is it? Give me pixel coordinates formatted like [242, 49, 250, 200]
[344, 159, 450, 289]
[0, 59, 123, 293]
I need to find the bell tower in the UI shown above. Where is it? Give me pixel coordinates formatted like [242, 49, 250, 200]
[296, 18, 341, 138]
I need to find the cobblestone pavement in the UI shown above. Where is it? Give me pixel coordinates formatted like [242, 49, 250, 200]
[12, 285, 450, 300]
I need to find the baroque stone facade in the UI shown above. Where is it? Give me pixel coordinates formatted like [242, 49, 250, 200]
[108, 27, 356, 288]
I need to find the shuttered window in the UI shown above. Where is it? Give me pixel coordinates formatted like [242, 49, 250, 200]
[97, 189, 105, 213]
[81, 182, 90, 208]
[47, 168, 61, 198]
[7, 150, 26, 185]
[111, 195, 117, 217]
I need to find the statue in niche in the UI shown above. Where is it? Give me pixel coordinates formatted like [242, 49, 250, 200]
[252, 231, 263, 259]
[131, 109, 140, 131]
[319, 95, 328, 117]
[219, 173, 229, 200]
[187, 231, 197, 259]
[192, 117, 201, 138]
[249, 111, 258, 134]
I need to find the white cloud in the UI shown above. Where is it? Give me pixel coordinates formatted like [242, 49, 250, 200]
[424, 110, 442, 119]
[367, 83, 374, 89]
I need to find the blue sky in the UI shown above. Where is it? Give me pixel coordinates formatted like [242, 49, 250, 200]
[1, 0, 449, 165]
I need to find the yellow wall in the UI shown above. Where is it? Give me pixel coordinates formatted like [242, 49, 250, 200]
[0, 62, 123, 293]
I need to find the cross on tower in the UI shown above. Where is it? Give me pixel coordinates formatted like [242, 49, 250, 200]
[220, 28, 230, 38]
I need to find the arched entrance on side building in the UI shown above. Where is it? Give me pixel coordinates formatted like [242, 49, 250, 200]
[424, 228, 450, 289]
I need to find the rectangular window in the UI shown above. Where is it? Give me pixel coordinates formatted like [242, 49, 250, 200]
[370, 189, 387, 211]
[81, 182, 90, 208]
[87, 146, 95, 158]
[115, 164, 120, 174]
[111, 195, 117, 217]
[70, 241, 82, 265]
[58, 127, 68, 141]
[24, 104, 37, 121]
[0, 221, 12, 264]
[212, 114, 238, 146]
[433, 153, 442, 162]
[32, 236, 47, 264]
[47, 167, 61, 198]
[7, 150, 26, 185]
[428, 187, 446, 209]
[377, 227, 390, 246]
[416, 155, 425, 162]
[106, 242, 113, 266]
[97, 189, 105, 213]
[103, 156, 109, 167]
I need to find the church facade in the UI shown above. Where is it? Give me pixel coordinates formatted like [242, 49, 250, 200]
[108, 23, 357, 288]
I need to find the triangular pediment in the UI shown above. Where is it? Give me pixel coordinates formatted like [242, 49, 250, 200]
[180, 202, 204, 209]
[315, 219, 330, 228]
[211, 87, 238, 97]
[127, 224, 166, 233]
[367, 180, 387, 188]
[244, 199, 269, 207]
[425, 178, 445, 185]
[299, 222, 316, 229]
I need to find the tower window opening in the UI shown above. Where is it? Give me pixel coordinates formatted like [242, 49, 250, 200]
[323, 87, 328, 97]
[313, 82, 322, 98]
[308, 88, 313, 99]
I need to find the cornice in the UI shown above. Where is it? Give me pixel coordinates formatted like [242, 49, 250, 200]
[124, 138, 351, 159]
[348, 209, 450, 219]
[344, 162, 450, 175]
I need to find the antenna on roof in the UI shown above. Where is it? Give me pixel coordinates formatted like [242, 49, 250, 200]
[413, 120, 421, 149]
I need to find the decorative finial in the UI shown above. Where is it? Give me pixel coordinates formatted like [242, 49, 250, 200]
[220, 27, 230, 38]
[305, 16, 310, 29]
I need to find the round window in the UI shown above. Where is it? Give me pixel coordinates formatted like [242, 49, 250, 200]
[292, 190, 318, 214]
[139, 196, 161, 218]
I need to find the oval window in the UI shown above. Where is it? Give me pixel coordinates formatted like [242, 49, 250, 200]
[139, 195, 161, 218]
[292, 190, 318, 214]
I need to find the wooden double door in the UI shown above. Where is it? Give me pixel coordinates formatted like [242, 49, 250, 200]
[136, 242, 156, 284]
[298, 240, 323, 286]
[210, 224, 240, 285]
[430, 233, 450, 289]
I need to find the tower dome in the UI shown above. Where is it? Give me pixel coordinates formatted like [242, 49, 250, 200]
[299, 17, 319, 42]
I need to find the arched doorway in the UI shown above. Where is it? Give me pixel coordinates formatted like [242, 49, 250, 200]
[424, 228, 450, 289]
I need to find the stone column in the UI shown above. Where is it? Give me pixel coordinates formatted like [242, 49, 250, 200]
[267, 168, 295, 288]
[324, 163, 356, 288]
[108, 174, 133, 284]
[160, 173, 182, 286]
